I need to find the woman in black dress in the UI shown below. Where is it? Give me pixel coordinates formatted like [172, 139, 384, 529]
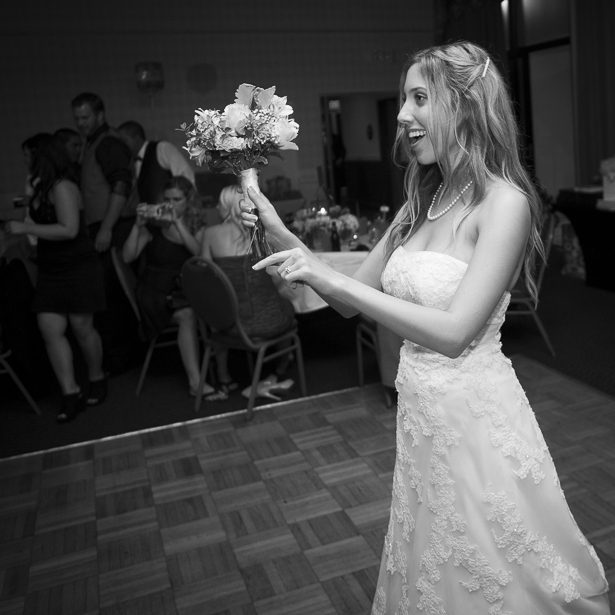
[122, 176, 209, 397]
[5, 134, 106, 422]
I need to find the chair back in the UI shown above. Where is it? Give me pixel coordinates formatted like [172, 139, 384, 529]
[181, 256, 246, 339]
[536, 213, 556, 293]
[110, 246, 141, 322]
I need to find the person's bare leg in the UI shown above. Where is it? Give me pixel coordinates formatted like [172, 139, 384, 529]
[173, 308, 213, 394]
[69, 313, 104, 381]
[37, 312, 79, 395]
[214, 348, 231, 384]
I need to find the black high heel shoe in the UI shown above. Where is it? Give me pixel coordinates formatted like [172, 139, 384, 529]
[57, 390, 85, 423]
[87, 376, 107, 406]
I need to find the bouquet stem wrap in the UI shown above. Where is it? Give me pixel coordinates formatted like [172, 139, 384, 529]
[240, 168, 272, 260]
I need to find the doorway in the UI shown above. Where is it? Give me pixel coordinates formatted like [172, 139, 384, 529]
[321, 92, 403, 217]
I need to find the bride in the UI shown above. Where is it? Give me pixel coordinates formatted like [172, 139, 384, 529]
[240, 41, 610, 614]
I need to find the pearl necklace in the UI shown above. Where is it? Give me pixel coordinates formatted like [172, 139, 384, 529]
[427, 180, 473, 221]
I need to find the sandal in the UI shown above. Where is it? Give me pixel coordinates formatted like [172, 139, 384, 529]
[87, 376, 108, 406]
[219, 380, 239, 395]
[57, 390, 86, 423]
[204, 388, 229, 402]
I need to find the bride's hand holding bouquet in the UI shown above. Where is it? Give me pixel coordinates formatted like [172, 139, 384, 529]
[240, 187, 336, 294]
[240, 185, 290, 250]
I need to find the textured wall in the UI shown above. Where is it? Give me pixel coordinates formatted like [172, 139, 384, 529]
[0, 1, 433, 204]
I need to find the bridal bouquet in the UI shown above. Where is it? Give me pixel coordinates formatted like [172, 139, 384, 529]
[179, 83, 299, 259]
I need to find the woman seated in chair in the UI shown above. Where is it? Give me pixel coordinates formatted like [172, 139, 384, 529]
[123, 176, 213, 397]
[199, 184, 296, 400]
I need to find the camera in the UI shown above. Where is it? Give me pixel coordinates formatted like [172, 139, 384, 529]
[136, 202, 174, 222]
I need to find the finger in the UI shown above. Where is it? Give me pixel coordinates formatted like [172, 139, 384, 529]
[265, 264, 279, 277]
[251, 250, 292, 271]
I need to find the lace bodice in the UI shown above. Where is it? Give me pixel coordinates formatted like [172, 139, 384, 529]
[381, 248, 510, 360]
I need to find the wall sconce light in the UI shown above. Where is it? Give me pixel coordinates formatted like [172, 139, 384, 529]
[135, 62, 164, 106]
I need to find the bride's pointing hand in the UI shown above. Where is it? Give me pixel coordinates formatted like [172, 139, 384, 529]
[253, 247, 337, 296]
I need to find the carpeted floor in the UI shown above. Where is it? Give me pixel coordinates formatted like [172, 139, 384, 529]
[1, 246, 614, 459]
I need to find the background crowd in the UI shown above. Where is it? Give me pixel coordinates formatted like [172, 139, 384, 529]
[1, 91, 296, 422]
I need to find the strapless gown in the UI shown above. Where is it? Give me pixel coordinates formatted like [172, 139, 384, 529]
[371, 249, 610, 615]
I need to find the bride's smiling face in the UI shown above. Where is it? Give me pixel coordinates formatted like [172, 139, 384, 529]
[397, 64, 456, 166]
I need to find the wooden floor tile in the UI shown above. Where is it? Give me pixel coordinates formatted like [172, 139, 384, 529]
[98, 528, 165, 573]
[167, 541, 238, 587]
[27, 547, 98, 593]
[253, 582, 337, 615]
[23, 575, 98, 615]
[290, 511, 358, 550]
[98, 587, 176, 615]
[95, 485, 154, 519]
[173, 570, 250, 615]
[219, 500, 287, 540]
[31, 520, 96, 564]
[97, 507, 158, 543]
[321, 569, 379, 615]
[241, 552, 318, 601]
[276, 489, 342, 524]
[98, 558, 170, 608]
[161, 517, 226, 556]
[304, 536, 380, 582]
[231, 527, 301, 568]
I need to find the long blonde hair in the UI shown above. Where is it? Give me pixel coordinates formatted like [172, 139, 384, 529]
[218, 184, 251, 249]
[386, 41, 544, 303]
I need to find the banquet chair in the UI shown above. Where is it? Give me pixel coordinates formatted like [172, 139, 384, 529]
[356, 315, 393, 408]
[181, 256, 307, 421]
[506, 212, 556, 356]
[110, 247, 179, 395]
[0, 344, 41, 415]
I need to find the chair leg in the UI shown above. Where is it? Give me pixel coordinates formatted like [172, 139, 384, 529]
[383, 387, 393, 409]
[245, 347, 267, 422]
[531, 312, 556, 356]
[356, 330, 365, 387]
[245, 351, 254, 376]
[0, 355, 41, 416]
[195, 346, 212, 412]
[135, 338, 157, 396]
[292, 335, 307, 397]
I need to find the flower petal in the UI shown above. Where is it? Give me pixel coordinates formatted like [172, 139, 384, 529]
[256, 86, 276, 109]
[235, 84, 256, 106]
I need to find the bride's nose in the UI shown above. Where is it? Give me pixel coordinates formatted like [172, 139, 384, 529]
[397, 102, 413, 125]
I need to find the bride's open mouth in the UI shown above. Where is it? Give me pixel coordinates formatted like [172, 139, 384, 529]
[408, 129, 426, 146]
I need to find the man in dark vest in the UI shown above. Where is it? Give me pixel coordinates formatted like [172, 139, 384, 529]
[118, 121, 195, 204]
[72, 92, 141, 376]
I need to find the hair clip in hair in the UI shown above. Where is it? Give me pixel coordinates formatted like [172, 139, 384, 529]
[481, 57, 490, 79]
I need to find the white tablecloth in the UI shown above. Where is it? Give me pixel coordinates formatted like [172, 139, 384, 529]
[276, 250, 369, 314]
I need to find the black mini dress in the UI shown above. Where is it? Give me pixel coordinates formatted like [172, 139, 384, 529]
[30, 187, 105, 314]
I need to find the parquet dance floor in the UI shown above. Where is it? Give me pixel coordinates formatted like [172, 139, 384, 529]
[1, 355, 614, 614]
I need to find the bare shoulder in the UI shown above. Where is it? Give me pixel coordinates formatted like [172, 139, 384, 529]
[52, 178, 79, 197]
[51, 179, 80, 205]
[477, 179, 530, 233]
[202, 223, 224, 240]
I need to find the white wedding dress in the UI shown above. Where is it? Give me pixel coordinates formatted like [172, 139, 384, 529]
[372, 249, 610, 615]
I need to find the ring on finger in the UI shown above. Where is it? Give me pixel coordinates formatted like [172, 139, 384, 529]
[284, 266, 292, 276]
